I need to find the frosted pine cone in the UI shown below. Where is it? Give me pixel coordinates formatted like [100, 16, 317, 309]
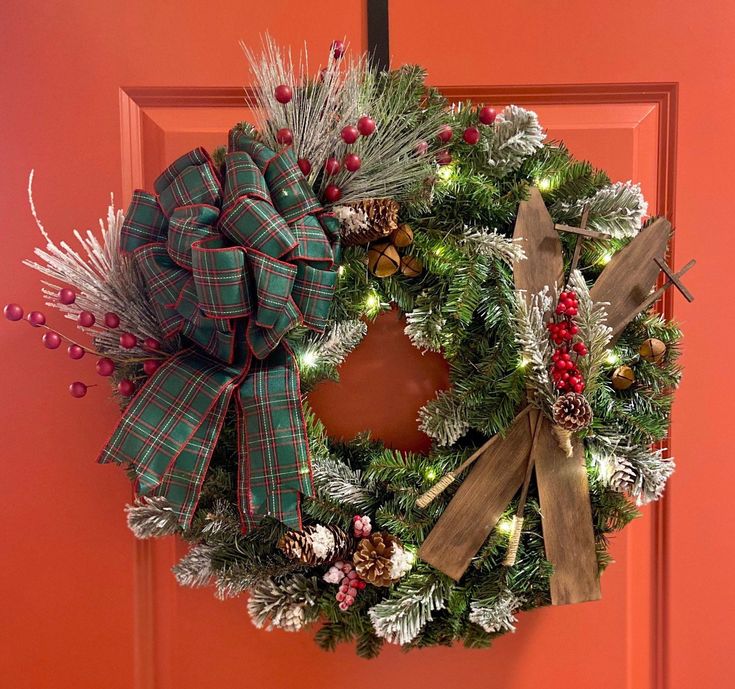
[552, 392, 593, 431]
[278, 524, 352, 566]
[353, 532, 401, 587]
[341, 198, 400, 246]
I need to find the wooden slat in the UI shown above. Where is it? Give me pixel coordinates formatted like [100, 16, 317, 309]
[590, 217, 671, 338]
[513, 187, 564, 301]
[654, 257, 695, 302]
[419, 410, 539, 580]
[534, 418, 601, 605]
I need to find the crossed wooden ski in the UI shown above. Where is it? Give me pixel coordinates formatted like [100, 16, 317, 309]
[419, 188, 694, 605]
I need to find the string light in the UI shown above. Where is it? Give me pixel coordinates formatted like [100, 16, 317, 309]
[338, 265, 346, 276]
[364, 291, 380, 315]
[517, 356, 530, 369]
[605, 350, 620, 365]
[299, 350, 318, 368]
[497, 518, 514, 535]
[425, 467, 437, 481]
[437, 165, 455, 182]
[535, 177, 553, 191]
[599, 251, 614, 265]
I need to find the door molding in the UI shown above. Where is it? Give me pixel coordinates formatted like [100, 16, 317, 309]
[119, 82, 677, 689]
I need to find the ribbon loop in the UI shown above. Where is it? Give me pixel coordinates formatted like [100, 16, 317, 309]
[100, 129, 340, 530]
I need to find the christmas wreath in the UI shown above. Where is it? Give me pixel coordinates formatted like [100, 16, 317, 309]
[6, 37, 695, 656]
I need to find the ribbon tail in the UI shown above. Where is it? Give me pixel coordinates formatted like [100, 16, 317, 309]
[98, 350, 240, 527]
[237, 346, 312, 533]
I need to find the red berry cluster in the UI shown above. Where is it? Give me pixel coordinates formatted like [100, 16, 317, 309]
[547, 289, 589, 394]
[434, 105, 498, 166]
[325, 560, 367, 611]
[3, 289, 165, 399]
[352, 514, 372, 538]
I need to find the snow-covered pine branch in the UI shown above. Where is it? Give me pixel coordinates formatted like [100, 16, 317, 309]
[469, 589, 523, 634]
[311, 454, 377, 511]
[418, 389, 469, 446]
[551, 181, 648, 239]
[125, 496, 181, 539]
[487, 105, 546, 176]
[368, 574, 448, 645]
[246, 574, 320, 632]
[461, 227, 527, 265]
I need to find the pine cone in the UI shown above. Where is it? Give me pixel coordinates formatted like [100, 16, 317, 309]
[342, 199, 400, 246]
[552, 392, 593, 431]
[352, 532, 400, 587]
[278, 524, 352, 566]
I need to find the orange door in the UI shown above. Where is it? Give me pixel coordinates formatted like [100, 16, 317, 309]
[1, 3, 732, 689]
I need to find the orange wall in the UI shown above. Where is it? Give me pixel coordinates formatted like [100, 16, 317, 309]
[1, 2, 733, 688]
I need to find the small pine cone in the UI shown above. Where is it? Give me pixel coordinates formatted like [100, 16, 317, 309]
[342, 199, 400, 246]
[353, 532, 400, 587]
[278, 524, 352, 566]
[552, 392, 593, 432]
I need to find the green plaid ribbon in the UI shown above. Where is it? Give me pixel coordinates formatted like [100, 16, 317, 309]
[98, 130, 341, 531]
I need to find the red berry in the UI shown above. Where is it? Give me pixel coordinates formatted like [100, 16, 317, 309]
[3, 303, 23, 321]
[58, 288, 76, 305]
[435, 150, 452, 165]
[324, 157, 340, 175]
[415, 140, 429, 155]
[118, 379, 136, 397]
[69, 381, 88, 398]
[297, 158, 311, 176]
[462, 126, 480, 145]
[573, 342, 586, 354]
[336, 591, 345, 602]
[556, 380, 567, 390]
[143, 337, 160, 351]
[574, 383, 584, 393]
[96, 357, 115, 376]
[343, 153, 361, 172]
[357, 115, 376, 136]
[569, 324, 579, 335]
[555, 304, 566, 315]
[274, 84, 292, 104]
[341, 125, 359, 144]
[68, 344, 85, 360]
[324, 184, 342, 203]
[143, 359, 161, 376]
[78, 311, 95, 327]
[276, 128, 293, 145]
[42, 331, 62, 349]
[28, 311, 46, 327]
[331, 39, 345, 59]
[104, 312, 120, 328]
[437, 124, 453, 143]
[478, 106, 497, 125]
[120, 332, 137, 349]
[569, 376, 580, 387]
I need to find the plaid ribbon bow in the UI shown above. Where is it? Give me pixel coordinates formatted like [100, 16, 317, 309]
[98, 128, 340, 531]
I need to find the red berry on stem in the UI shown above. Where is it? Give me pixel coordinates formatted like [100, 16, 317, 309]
[437, 124, 453, 143]
[331, 39, 345, 59]
[415, 140, 429, 155]
[58, 288, 76, 305]
[435, 150, 452, 165]
[324, 184, 342, 203]
[120, 332, 137, 349]
[324, 157, 340, 175]
[463, 126, 480, 145]
[104, 312, 120, 328]
[276, 128, 293, 145]
[297, 158, 311, 176]
[343, 153, 361, 172]
[42, 331, 61, 349]
[96, 357, 115, 376]
[3, 303, 23, 321]
[27, 311, 46, 327]
[357, 115, 376, 136]
[143, 337, 160, 351]
[68, 344, 85, 360]
[274, 84, 292, 104]
[69, 381, 88, 398]
[478, 106, 497, 125]
[118, 379, 136, 397]
[143, 359, 162, 376]
[341, 125, 359, 144]
[78, 311, 95, 327]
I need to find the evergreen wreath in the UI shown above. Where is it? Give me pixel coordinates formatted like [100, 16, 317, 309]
[6, 37, 692, 657]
